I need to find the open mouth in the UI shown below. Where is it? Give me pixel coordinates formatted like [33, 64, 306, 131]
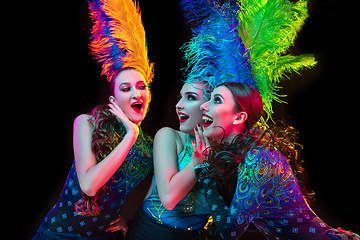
[178, 112, 189, 123]
[202, 114, 213, 128]
[131, 102, 143, 112]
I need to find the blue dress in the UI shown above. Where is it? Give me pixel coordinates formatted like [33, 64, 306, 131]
[200, 148, 355, 240]
[126, 134, 210, 239]
[33, 126, 153, 239]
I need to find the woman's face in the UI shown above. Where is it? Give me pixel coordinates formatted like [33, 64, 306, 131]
[200, 86, 244, 143]
[175, 83, 208, 135]
[111, 69, 151, 125]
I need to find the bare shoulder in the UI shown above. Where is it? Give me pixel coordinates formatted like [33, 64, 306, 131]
[74, 114, 91, 124]
[73, 114, 94, 140]
[74, 114, 93, 129]
[155, 127, 186, 144]
[154, 127, 187, 156]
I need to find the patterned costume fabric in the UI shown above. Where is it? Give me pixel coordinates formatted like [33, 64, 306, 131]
[199, 148, 353, 240]
[32, 125, 153, 239]
[140, 134, 210, 231]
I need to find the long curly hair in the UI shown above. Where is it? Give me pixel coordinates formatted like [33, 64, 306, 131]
[75, 104, 124, 216]
[203, 82, 314, 205]
[201, 83, 314, 239]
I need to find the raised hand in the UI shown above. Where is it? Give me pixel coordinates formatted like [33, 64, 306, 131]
[108, 99, 139, 137]
[192, 124, 211, 166]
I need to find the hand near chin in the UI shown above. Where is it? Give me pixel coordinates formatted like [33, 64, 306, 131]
[108, 99, 139, 137]
[192, 124, 211, 166]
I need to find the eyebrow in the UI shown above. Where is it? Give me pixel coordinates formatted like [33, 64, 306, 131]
[213, 93, 223, 99]
[179, 91, 199, 96]
[184, 91, 199, 96]
[119, 81, 146, 87]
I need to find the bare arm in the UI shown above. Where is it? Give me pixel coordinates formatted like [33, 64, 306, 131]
[153, 127, 199, 210]
[73, 113, 138, 196]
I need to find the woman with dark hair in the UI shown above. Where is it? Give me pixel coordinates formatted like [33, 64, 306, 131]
[32, 0, 154, 239]
[195, 82, 359, 239]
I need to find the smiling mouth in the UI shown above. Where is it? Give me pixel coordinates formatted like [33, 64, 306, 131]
[178, 113, 189, 123]
[202, 115, 213, 128]
[131, 102, 143, 112]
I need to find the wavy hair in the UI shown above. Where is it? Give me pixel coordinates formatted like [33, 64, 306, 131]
[203, 82, 314, 205]
[75, 104, 123, 216]
[207, 124, 314, 206]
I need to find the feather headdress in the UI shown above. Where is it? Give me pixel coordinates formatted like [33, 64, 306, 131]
[87, 0, 154, 84]
[181, 0, 316, 120]
[181, 0, 254, 95]
[238, 0, 317, 118]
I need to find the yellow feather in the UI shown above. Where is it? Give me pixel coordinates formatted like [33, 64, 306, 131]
[88, 0, 154, 83]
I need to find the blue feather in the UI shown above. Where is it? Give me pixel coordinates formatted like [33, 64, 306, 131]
[180, 0, 255, 95]
[88, 0, 127, 71]
[86, 0, 153, 83]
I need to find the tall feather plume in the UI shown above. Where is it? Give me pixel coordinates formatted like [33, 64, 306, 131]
[180, 0, 254, 100]
[237, 0, 317, 119]
[180, 0, 316, 121]
[87, 0, 154, 84]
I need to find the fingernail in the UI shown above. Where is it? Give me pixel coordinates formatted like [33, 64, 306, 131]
[197, 123, 200, 127]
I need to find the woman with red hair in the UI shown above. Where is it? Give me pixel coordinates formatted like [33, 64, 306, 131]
[195, 82, 359, 240]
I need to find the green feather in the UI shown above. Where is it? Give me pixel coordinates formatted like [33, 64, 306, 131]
[237, 0, 317, 121]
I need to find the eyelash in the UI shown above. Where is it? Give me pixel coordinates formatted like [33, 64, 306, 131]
[187, 94, 197, 101]
[177, 94, 197, 101]
[214, 96, 222, 104]
[120, 85, 147, 92]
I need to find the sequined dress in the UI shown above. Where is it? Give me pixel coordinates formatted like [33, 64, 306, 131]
[200, 148, 354, 240]
[33, 125, 153, 239]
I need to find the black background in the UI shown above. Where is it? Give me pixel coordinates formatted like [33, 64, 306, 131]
[8, 0, 358, 239]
